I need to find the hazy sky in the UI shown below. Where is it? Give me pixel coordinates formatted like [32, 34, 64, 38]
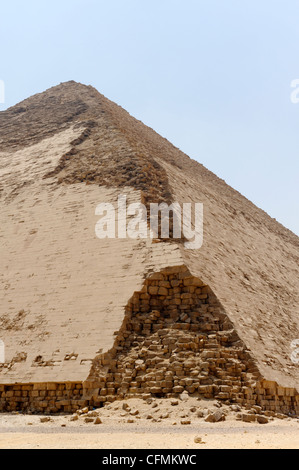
[1, 0, 298, 235]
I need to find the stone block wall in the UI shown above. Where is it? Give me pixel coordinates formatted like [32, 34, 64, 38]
[0, 382, 86, 413]
[87, 266, 299, 416]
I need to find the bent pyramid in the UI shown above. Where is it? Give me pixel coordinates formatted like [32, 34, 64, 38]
[0, 81, 298, 415]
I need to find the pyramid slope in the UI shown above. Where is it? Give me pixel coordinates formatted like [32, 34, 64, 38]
[0, 82, 298, 398]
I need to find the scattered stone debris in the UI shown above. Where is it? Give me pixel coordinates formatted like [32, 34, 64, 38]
[87, 411, 98, 417]
[84, 417, 94, 423]
[204, 410, 225, 423]
[231, 404, 241, 412]
[26, 397, 296, 430]
[194, 436, 205, 444]
[40, 416, 51, 423]
[256, 415, 269, 424]
[239, 413, 257, 423]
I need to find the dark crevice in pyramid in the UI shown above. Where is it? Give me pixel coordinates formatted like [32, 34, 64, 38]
[82, 267, 298, 416]
[0, 81, 179, 238]
[1, 81, 298, 244]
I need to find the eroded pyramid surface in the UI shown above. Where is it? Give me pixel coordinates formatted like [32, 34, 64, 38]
[0, 82, 298, 414]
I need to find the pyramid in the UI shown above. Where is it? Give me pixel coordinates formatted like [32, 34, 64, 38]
[0, 81, 298, 415]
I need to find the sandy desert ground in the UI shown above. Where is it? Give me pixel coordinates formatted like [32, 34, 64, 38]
[0, 397, 298, 449]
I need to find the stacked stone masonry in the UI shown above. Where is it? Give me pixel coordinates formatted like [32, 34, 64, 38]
[0, 382, 86, 413]
[86, 266, 299, 416]
[0, 266, 298, 415]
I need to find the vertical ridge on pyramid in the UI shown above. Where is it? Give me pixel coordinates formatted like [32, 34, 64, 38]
[0, 81, 298, 416]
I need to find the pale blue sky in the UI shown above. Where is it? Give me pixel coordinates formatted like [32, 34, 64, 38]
[1, 0, 298, 235]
